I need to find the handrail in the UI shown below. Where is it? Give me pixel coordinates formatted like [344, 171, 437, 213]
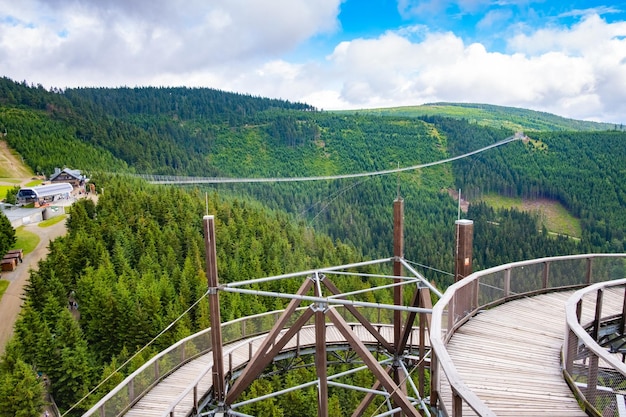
[84, 305, 399, 416]
[430, 253, 626, 417]
[83, 306, 311, 416]
[563, 278, 626, 416]
[565, 278, 626, 373]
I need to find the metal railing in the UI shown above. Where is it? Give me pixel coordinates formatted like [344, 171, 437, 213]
[83, 305, 401, 416]
[564, 278, 626, 417]
[430, 253, 626, 417]
[83, 307, 313, 416]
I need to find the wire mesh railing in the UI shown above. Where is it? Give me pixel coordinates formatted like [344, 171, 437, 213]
[564, 278, 626, 417]
[83, 307, 310, 416]
[430, 253, 626, 417]
[83, 304, 402, 417]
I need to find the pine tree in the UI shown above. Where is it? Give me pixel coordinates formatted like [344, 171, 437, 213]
[0, 211, 15, 258]
[0, 341, 45, 417]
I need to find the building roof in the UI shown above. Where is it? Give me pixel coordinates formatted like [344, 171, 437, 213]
[19, 183, 73, 198]
[49, 167, 84, 182]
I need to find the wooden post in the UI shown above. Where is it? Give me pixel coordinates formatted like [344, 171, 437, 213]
[454, 220, 473, 282]
[315, 310, 328, 417]
[393, 197, 405, 416]
[393, 197, 404, 346]
[204, 215, 225, 403]
[621, 286, 626, 335]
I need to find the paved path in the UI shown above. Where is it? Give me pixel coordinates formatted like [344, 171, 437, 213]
[0, 219, 67, 355]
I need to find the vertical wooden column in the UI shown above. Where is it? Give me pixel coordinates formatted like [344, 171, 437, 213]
[393, 198, 405, 416]
[204, 215, 225, 403]
[454, 219, 473, 282]
[393, 197, 404, 346]
[314, 274, 329, 417]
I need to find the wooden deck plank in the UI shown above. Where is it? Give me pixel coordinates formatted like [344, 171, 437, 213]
[439, 289, 625, 417]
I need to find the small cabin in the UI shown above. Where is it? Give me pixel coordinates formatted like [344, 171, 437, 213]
[49, 167, 86, 187]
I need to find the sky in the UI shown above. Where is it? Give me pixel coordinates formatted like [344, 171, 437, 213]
[2, 1, 626, 123]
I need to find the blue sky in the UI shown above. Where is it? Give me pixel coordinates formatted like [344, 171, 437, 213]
[1, 1, 626, 123]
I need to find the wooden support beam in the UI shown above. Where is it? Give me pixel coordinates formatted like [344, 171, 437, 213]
[321, 278, 395, 353]
[226, 279, 314, 403]
[327, 308, 421, 417]
[315, 278, 329, 417]
[204, 216, 225, 402]
[315, 308, 328, 417]
[454, 219, 473, 283]
[419, 287, 431, 398]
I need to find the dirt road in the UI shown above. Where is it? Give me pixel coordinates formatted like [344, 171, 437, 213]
[0, 220, 67, 356]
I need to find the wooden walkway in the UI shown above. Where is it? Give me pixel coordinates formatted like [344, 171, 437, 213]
[125, 323, 425, 417]
[441, 289, 624, 417]
[124, 288, 623, 417]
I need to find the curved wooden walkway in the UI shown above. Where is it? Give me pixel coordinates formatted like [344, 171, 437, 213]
[440, 289, 624, 416]
[125, 323, 425, 417]
[121, 288, 622, 416]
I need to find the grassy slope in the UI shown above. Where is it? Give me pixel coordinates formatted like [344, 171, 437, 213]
[480, 194, 582, 238]
[0, 140, 33, 179]
[339, 102, 617, 132]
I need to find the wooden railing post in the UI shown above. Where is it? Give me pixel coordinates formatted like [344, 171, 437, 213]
[621, 286, 626, 335]
[591, 288, 604, 341]
[542, 261, 550, 289]
[430, 350, 439, 409]
[504, 269, 511, 298]
[586, 258, 593, 284]
[453, 391, 463, 417]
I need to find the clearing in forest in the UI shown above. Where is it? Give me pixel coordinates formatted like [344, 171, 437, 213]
[479, 194, 582, 239]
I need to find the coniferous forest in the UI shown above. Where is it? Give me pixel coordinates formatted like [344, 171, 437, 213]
[0, 76, 624, 415]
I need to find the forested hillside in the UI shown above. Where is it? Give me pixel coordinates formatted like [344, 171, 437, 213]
[429, 116, 626, 252]
[1, 76, 624, 416]
[1, 76, 623, 267]
[1, 176, 367, 415]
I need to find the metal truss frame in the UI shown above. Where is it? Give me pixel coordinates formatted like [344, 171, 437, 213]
[202, 198, 439, 417]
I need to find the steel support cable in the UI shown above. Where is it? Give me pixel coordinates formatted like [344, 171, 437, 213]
[367, 352, 432, 417]
[142, 135, 520, 185]
[403, 259, 455, 277]
[64, 289, 211, 416]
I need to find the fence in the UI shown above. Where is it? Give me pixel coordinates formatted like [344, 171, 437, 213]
[430, 254, 626, 417]
[564, 278, 626, 416]
[83, 305, 401, 416]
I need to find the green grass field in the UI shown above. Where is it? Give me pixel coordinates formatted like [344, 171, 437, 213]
[480, 194, 582, 238]
[39, 214, 67, 228]
[13, 227, 40, 255]
[0, 185, 14, 200]
[0, 280, 9, 301]
[25, 179, 43, 187]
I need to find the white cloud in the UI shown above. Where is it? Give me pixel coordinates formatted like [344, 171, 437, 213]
[309, 15, 626, 123]
[0, 1, 625, 123]
[0, 0, 342, 86]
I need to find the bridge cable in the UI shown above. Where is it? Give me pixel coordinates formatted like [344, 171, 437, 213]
[143, 134, 521, 185]
[403, 259, 454, 277]
[63, 289, 211, 416]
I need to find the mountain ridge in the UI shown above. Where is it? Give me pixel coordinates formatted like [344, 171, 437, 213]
[337, 102, 618, 132]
